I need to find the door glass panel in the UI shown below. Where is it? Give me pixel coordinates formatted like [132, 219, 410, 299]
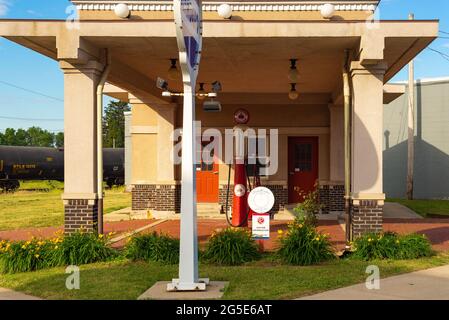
[295, 143, 312, 172]
[198, 140, 215, 172]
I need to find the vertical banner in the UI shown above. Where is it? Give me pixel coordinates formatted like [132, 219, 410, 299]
[168, 0, 206, 291]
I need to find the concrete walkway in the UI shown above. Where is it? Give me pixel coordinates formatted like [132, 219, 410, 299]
[384, 202, 423, 219]
[299, 264, 449, 300]
[0, 288, 41, 300]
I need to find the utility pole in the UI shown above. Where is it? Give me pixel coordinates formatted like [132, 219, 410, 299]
[407, 13, 415, 200]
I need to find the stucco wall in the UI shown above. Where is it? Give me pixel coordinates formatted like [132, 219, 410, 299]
[383, 80, 449, 199]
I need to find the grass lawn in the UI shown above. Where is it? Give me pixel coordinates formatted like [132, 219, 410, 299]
[387, 198, 449, 217]
[1, 253, 449, 300]
[0, 183, 131, 231]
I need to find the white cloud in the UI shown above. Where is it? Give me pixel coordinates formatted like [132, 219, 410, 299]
[0, 0, 10, 17]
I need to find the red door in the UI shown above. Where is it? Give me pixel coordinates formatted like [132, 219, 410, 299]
[288, 137, 319, 203]
[196, 141, 219, 203]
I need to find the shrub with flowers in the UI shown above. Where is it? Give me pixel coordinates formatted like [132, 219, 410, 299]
[0, 231, 116, 274]
[202, 228, 260, 266]
[52, 231, 117, 266]
[276, 218, 335, 265]
[0, 238, 58, 274]
[351, 232, 433, 261]
[125, 232, 180, 264]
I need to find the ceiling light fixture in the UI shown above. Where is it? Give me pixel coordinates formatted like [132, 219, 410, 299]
[288, 59, 299, 82]
[288, 83, 299, 100]
[167, 59, 179, 81]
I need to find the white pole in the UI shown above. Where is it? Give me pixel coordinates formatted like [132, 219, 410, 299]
[407, 13, 415, 200]
[178, 82, 200, 287]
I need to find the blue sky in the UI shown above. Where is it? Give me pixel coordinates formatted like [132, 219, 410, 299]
[0, 0, 448, 132]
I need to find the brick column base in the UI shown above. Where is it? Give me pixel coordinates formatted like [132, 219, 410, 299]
[319, 183, 345, 214]
[64, 199, 98, 234]
[132, 184, 181, 213]
[351, 199, 383, 238]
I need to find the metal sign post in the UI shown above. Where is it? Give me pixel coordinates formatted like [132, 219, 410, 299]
[167, 0, 208, 291]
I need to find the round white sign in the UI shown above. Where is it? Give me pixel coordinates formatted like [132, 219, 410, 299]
[248, 187, 275, 214]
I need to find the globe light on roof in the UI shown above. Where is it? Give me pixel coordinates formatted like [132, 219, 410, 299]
[218, 4, 233, 19]
[321, 4, 336, 19]
[114, 3, 131, 19]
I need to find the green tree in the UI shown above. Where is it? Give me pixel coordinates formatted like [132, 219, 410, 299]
[55, 132, 64, 148]
[26, 126, 55, 147]
[0, 127, 64, 147]
[2, 128, 16, 145]
[103, 100, 130, 148]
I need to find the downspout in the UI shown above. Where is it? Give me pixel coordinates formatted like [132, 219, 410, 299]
[97, 50, 111, 235]
[343, 49, 352, 246]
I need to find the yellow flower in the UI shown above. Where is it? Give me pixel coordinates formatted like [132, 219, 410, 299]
[21, 245, 27, 249]
[34, 254, 39, 258]
[396, 240, 400, 244]
[98, 234, 104, 239]
[277, 230, 284, 235]
[368, 238, 372, 242]
[315, 237, 320, 241]
[54, 246, 59, 250]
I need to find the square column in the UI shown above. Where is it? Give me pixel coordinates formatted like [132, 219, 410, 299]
[350, 62, 387, 237]
[130, 100, 180, 213]
[60, 61, 103, 234]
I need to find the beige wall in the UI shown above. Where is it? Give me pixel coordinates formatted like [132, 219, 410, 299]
[131, 101, 332, 186]
[130, 103, 159, 184]
[329, 104, 344, 182]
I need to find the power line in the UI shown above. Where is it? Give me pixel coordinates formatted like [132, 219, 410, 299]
[428, 47, 449, 63]
[0, 115, 63, 122]
[440, 30, 449, 35]
[0, 80, 63, 102]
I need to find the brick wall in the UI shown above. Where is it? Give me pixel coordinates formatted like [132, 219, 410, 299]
[64, 199, 98, 234]
[132, 184, 181, 212]
[319, 183, 345, 214]
[351, 199, 383, 238]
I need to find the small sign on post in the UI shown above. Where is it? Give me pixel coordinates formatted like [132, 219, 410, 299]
[167, 0, 208, 292]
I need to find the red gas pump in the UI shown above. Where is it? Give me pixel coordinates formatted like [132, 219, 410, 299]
[224, 109, 251, 228]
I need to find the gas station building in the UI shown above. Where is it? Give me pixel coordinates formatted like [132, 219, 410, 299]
[0, 0, 438, 237]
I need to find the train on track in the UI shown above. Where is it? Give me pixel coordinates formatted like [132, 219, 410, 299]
[0, 146, 124, 192]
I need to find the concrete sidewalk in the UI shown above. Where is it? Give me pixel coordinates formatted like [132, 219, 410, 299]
[384, 202, 423, 219]
[299, 265, 449, 300]
[0, 288, 41, 300]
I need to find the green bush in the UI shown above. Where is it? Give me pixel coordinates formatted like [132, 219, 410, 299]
[0, 232, 116, 274]
[51, 232, 117, 266]
[277, 218, 335, 265]
[202, 228, 260, 266]
[125, 232, 179, 264]
[351, 232, 433, 261]
[0, 238, 57, 274]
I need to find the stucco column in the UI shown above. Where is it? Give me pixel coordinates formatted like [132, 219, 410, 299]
[130, 100, 179, 213]
[350, 61, 387, 237]
[60, 60, 103, 234]
[329, 104, 344, 182]
[318, 104, 345, 214]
